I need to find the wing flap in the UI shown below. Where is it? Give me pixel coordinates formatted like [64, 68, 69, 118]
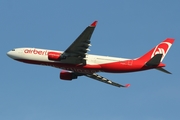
[86, 73, 130, 88]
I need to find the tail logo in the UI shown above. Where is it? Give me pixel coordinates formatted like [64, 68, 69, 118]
[151, 42, 172, 60]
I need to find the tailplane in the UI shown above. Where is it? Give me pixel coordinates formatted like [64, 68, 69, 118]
[145, 54, 171, 74]
[145, 54, 163, 67]
[137, 38, 174, 74]
[156, 68, 171, 74]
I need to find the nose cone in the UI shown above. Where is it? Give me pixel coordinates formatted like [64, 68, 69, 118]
[7, 51, 13, 58]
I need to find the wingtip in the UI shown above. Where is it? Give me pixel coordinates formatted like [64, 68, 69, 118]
[90, 21, 98, 27]
[125, 84, 130, 88]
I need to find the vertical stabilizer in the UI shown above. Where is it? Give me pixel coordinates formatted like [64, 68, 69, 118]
[137, 38, 174, 62]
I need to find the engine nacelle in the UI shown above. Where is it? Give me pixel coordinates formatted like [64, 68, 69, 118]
[48, 52, 61, 61]
[60, 70, 78, 80]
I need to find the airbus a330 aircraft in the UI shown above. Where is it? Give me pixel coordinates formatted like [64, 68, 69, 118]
[7, 21, 174, 88]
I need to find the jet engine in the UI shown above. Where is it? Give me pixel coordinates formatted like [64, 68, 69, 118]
[48, 52, 68, 61]
[60, 70, 78, 80]
[48, 52, 61, 61]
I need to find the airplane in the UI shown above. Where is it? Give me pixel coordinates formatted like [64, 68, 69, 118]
[7, 21, 174, 88]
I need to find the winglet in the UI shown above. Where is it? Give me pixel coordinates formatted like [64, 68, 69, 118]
[125, 84, 130, 88]
[90, 21, 98, 27]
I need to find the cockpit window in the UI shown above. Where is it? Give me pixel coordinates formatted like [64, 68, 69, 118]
[11, 49, 15, 51]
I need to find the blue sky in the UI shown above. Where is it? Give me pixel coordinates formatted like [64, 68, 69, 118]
[1, 0, 180, 120]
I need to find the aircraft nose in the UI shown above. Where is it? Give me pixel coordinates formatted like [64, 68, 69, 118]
[7, 51, 13, 58]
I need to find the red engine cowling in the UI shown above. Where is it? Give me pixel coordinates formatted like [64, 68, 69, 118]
[60, 70, 78, 80]
[48, 52, 61, 61]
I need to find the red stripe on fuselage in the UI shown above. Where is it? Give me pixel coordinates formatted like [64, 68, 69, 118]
[15, 59, 101, 74]
[100, 60, 144, 73]
[14, 59, 165, 74]
[100, 59, 165, 73]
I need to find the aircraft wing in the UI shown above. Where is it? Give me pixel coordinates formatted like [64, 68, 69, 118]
[85, 73, 130, 88]
[60, 21, 97, 64]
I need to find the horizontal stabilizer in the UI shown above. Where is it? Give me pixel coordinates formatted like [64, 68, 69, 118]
[146, 54, 163, 67]
[156, 68, 172, 74]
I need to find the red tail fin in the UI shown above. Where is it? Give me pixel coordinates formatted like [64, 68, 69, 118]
[137, 38, 174, 62]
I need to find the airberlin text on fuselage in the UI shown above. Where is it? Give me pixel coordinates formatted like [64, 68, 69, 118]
[24, 49, 48, 55]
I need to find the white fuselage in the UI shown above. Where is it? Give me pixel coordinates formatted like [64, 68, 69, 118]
[7, 48, 130, 65]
